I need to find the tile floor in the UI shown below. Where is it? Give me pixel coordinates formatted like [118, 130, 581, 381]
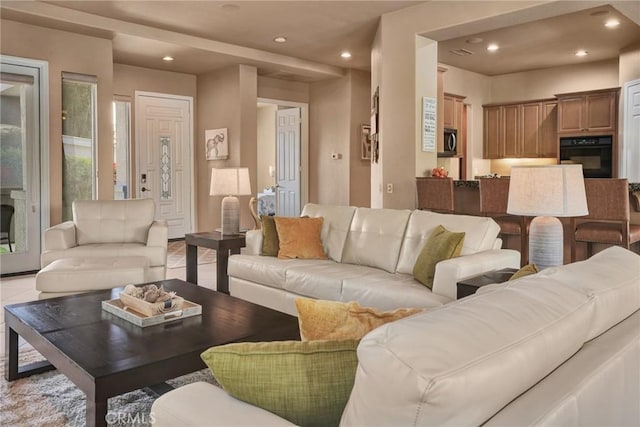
[0, 261, 217, 351]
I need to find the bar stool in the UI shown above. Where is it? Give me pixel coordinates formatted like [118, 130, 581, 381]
[478, 178, 528, 266]
[571, 178, 640, 261]
[416, 177, 454, 214]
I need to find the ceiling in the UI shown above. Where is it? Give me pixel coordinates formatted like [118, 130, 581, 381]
[1, 1, 639, 80]
[432, 5, 640, 76]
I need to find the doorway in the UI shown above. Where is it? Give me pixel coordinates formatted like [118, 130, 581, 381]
[256, 98, 308, 217]
[135, 91, 194, 239]
[0, 56, 49, 275]
[621, 79, 640, 181]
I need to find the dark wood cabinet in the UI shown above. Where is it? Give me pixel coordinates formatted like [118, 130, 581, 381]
[556, 88, 618, 135]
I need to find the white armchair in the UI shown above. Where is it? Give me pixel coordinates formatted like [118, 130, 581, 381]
[41, 199, 168, 281]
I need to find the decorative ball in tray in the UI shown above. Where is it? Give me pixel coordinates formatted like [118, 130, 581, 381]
[119, 284, 184, 317]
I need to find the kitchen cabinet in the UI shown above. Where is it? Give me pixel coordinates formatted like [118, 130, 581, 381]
[443, 93, 465, 130]
[556, 88, 618, 135]
[483, 99, 557, 159]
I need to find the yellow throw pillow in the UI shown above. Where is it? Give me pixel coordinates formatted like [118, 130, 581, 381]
[413, 225, 465, 289]
[509, 263, 539, 281]
[274, 216, 327, 260]
[295, 298, 422, 341]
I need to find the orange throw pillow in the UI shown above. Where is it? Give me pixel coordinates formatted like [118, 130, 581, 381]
[274, 216, 328, 260]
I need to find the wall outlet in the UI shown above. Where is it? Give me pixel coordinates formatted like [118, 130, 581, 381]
[386, 183, 393, 193]
[331, 153, 342, 160]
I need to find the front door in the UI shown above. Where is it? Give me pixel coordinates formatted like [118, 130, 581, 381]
[276, 107, 301, 217]
[0, 58, 46, 274]
[135, 92, 193, 239]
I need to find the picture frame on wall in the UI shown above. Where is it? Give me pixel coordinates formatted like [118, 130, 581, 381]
[361, 124, 372, 160]
[205, 128, 229, 160]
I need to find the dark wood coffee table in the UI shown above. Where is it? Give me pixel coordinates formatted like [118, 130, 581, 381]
[4, 279, 299, 427]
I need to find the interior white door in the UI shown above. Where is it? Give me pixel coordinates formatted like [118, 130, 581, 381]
[135, 93, 192, 239]
[622, 79, 640, 181]
[276, 107, 301, 217]
[0, 61, 43, 274]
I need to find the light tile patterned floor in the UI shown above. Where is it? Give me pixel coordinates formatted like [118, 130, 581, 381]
[0, 243, 217, 351]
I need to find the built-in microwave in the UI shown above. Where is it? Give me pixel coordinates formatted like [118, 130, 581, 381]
[439, 128, 457, 157]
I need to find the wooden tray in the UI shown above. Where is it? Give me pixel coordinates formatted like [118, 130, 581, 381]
[102, 298, 202, 327]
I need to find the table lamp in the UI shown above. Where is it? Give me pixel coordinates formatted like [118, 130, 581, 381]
[507, 165, 588, 270]
[210, 167, 252, 235]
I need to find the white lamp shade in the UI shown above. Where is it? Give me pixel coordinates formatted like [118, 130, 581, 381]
[210, 167, 252, 196]
[507, 165, 588, 217]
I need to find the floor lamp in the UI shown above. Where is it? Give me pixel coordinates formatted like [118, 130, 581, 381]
[210, 167, 252, 235]
[507, 165, 588, 270]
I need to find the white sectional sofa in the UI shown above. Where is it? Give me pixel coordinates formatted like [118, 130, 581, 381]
[152, 246, 640, 426]
[228, 204, 520, 314]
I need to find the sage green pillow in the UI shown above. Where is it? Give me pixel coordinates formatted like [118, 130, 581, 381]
[413, 225, 465, 289]
[509, 263, 539, 281]
[260, 215, 279, 256]
[201, 340, 359, 427]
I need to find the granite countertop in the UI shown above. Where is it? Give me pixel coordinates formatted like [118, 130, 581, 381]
[453, 180, 640, 192]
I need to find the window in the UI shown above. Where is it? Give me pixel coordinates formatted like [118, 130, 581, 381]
[113, 99, 131, 199]
[61, 72, 97, 221]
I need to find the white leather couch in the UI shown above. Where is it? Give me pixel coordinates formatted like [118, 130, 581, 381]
[228, 204, 520, 314]
[41, 199, 168, 281]
[151, 246, 640, 426]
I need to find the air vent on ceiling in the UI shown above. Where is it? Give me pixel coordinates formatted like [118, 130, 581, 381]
[449, 48, 475, 56]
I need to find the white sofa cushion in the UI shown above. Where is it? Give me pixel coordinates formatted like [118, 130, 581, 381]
[396, 210, 501, 275]
[341, 271, 450, 310]
[341, 280, 594, 426]
[40, 243, 166, 268]
[73, 199, 155, 245]
[284, 262, 371, 302]
[341, 208, 411, 273]
[228, 256, 332, 290]
[535, 246, 640, 341]
[301, 204, 356, 262]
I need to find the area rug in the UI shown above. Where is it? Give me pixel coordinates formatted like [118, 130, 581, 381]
[0, 347, 218, 427]
[166, 240, 216, 269]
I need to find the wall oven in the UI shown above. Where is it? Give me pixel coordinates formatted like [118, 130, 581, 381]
[559, 135, 613, 178]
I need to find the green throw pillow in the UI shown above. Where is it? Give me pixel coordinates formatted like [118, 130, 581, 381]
[509, 263, 539, 281]
[201, 340, 359, 427]
[260, 215, 279, 256]
[413, 225, 465, 289]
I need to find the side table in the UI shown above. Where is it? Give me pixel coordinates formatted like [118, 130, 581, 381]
[456, 268, 518, 299]
[185, 232, 246, 294]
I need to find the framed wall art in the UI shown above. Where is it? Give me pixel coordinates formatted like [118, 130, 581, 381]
[361, 124, 372, 160]
[205, 128, 229, 160]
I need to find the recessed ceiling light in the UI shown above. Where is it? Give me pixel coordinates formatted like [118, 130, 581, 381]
[575, 50, 588, 57]
[605, 18, 620, 28]
[466, 37, 483, 44]
[341, 51, 352, 59]
[162, 56, 174, 61]
[273, 36, 287, 43]
[487, 44, 499, 52]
